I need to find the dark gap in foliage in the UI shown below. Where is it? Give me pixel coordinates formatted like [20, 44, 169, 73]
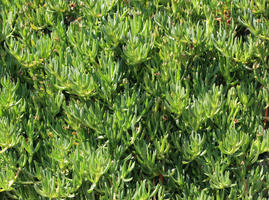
[234, 25, 251, 42]
[41, 27, 52, 36]
[64, 14, 77, 28]
[257, 152, 268, 162]
[62, 90, 71, 105]
[0, 40, 5, 50]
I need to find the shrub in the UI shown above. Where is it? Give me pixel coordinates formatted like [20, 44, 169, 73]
[0, 0, 268, 199]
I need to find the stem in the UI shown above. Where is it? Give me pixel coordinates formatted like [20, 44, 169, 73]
[159, 173, 164, 184]
[264, 106, 268, 128]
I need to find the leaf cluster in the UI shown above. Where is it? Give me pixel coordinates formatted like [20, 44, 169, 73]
[0, 0, 269, 199]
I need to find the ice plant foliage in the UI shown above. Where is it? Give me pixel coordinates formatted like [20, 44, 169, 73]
[0, 0, 269, 199]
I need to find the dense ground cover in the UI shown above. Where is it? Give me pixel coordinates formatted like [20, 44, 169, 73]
[0, 0, 269, 199]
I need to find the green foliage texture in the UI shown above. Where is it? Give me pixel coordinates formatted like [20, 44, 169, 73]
[0, 0, 269, 199]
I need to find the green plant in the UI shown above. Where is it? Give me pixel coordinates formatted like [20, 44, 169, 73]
[0, 0, 268, 199]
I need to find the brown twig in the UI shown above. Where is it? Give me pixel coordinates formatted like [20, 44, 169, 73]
[159, 173, 164, 184]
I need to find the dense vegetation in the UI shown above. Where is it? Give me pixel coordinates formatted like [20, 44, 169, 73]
[0, 0, 269, 199]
